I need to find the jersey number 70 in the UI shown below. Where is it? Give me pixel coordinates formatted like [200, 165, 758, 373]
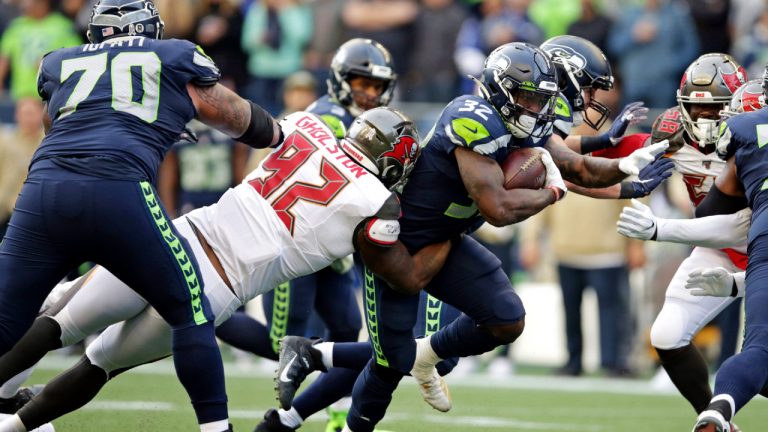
[57, 52, 161, 123]
[249, 132, 350, 236]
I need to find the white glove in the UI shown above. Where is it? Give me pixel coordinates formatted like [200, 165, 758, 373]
[618, 140, 669, 176]
[536, 147, 567, 200]
[616, 199, 657, 240]
[685, 267, 737, 297]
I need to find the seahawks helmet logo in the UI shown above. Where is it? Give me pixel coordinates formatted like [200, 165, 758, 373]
[487, 54, 511, 72]
[544, 44, 587, 72]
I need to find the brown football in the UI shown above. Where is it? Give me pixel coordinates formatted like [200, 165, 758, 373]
[501, 147, 546, 190]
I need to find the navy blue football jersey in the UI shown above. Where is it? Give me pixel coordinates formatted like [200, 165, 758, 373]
[306, 95, 355, 139]
[398, 94, 550, 251]
[33, 36, 220, 182]
[717, 108, 768, 218]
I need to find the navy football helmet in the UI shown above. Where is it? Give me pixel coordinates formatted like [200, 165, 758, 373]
[540, 35, 614, 129]
[87, 0, 164, 44]
[476, 42, 559, 139]
[340, 107, 420, 191]
[328, 39, 397, 116]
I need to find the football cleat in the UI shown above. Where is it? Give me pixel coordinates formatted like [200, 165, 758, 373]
[275, 336, 326, 410]
[692, 410, 733, 432]
[254, 409, 296, 432]
[0, 387, 37, 414]
[410, 336, 452, 412]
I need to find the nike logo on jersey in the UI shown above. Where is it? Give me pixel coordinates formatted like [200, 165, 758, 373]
[463, 124, 478, 134]
[279, 354, 297, 383]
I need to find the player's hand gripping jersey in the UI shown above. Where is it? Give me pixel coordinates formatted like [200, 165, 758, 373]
[399, 94, 552, 251]
[186, 111, 397, 302]
[33, 36, 220, 182]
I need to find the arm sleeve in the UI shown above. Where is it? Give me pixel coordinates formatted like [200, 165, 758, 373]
[655, 208, 751, 248]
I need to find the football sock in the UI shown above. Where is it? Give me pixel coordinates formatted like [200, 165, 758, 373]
[347, 362, 402, 432]
[712, 344, 768, 416]
[0, 317, 61, 388]
[277, 407, 303, 428]
[705, 395, 735, 421]
[430, 314, 498, 359]
[215, 312, 277, 360]
[17, 356, 107, 430]
[0, 368, 33, 399]
[199, 420, 229, 432]
[0, 414, 26, 432]
[332, 342, 371, 370]
[315, 342, 335, 370]
[293, 367, 358, 419]
[656, 344, 712, 413]
[172, 322, 229, 425]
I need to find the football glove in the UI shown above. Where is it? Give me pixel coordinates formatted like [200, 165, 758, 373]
[536, 148, 567, 201]
[607, 101, 649, 145]
[685, 267, 742, 298]
[621, 154, 674, 198]
[616, 199, 657, 240]
[618, 140, 669, 176]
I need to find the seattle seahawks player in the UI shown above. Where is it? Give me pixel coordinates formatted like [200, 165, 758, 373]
[275, 42, 666, 432]
[0, 1, 284, 431]
[0, 108, 455, 432]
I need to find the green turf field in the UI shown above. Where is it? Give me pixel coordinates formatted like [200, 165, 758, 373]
[29, 356, 766, 432]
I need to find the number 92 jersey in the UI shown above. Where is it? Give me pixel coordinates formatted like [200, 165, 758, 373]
[33, 37, 220, 183]
[186, 111, 396, 303]
[399, 94, 548, 251]
[717, 108, 768, 218]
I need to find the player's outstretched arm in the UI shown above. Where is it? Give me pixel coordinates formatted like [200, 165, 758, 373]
[455, 147, 559, 227]
[567, 155, 674, 199]
[685, 268, 745, 298]
[356, 233, 452, 296]
[186, 82, 282, 149]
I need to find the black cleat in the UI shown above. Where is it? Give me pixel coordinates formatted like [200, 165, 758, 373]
[275, 336, 325, 410]
[254, 408, 296, 432]
[0, 387, 37, 414]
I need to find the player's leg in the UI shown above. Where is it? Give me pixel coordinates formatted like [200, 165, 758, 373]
[414, 292, 461, 376]
[215, 311, 275, 359]
[315, 266, 362, 343]
[557, 265, 586, 375]
[0, 175, 83, 355]
[650, 248, 738, 414]
[0, 266, 149, 397]
[695, 234, 768, 430]
[91, 180, 226, 430]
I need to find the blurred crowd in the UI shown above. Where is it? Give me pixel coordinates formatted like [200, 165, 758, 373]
[0, 0, 766, 378]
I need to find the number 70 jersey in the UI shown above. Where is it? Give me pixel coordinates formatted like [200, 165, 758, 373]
[186, 112, 395, 302]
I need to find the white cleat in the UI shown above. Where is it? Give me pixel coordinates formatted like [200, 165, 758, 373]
[410, 336, 452, 412]
[692, 410, 732, 432]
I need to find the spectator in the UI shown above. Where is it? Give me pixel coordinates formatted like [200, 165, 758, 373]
[193, 0, 248, 91]
[303, 0, 346, 96]
[567, 0, 613, 58]
[528, 0, 581, 39]
[732, 8, 768, 79]
[241, 0, 313, 116]
[154, 0, 199, 40]
[402, 0, 466, 102]
[607, 0, 699, 109]
[0, 0, 81, 100]
[0, 97, 44, 238]
[683, 0, 731, 54]
[279, 70, 317, 118]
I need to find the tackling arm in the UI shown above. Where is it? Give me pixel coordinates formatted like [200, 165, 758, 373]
[454, 146, 557, 227]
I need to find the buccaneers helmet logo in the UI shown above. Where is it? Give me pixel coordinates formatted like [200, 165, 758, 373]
[380, 135, 418, 163]
[721, 66, 748, 94]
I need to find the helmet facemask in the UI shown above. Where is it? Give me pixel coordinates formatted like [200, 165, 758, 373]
[481, 70, 557, 139]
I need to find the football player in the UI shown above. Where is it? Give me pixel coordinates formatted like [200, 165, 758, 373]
[0, 107, 458, 432]
[0, 1, 285, 431]
[274, 41, 666, 432]
[614, 54, 752, 421]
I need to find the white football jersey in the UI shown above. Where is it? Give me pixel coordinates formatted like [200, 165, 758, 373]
[669, 144, 726, 207]
[186, 112, 394, 302]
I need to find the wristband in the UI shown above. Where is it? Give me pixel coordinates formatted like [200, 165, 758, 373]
[236, 101, 282, 149]
[619, 182, 635, 199]
[580, 133, 612, 154]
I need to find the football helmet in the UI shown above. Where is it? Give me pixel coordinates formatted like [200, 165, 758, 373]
[328, 38, 397, 116]
[540, 35, 614, 129]
[476, 42, 559, 139]
[721, 79, 766, 118]
[87, 0, 164, 44]
[677, 53, 747, 146]
[339, 107, 420, 191]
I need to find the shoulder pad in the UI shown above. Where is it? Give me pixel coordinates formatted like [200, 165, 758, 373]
[651, 107, 687, 153]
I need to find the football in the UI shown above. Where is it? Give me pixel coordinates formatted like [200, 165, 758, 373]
[501, 147, 546, 190]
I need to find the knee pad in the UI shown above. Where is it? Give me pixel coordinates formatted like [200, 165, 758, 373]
[650, 301, 694, 350]
[490, 290, 525, 324]
[484, 318, 525, 345]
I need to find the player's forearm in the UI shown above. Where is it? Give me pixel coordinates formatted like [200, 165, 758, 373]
[567, 181, 621, 199]
[655, 209, 750, 248]
[365, 241, 446, 295]
[479, 188, 556, 227]
[547, 139, 626, 187]
[408, 240, 452, 288]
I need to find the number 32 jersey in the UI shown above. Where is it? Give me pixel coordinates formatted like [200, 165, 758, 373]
[33, 36, 220, 182]
[186, 112, 396, 303]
